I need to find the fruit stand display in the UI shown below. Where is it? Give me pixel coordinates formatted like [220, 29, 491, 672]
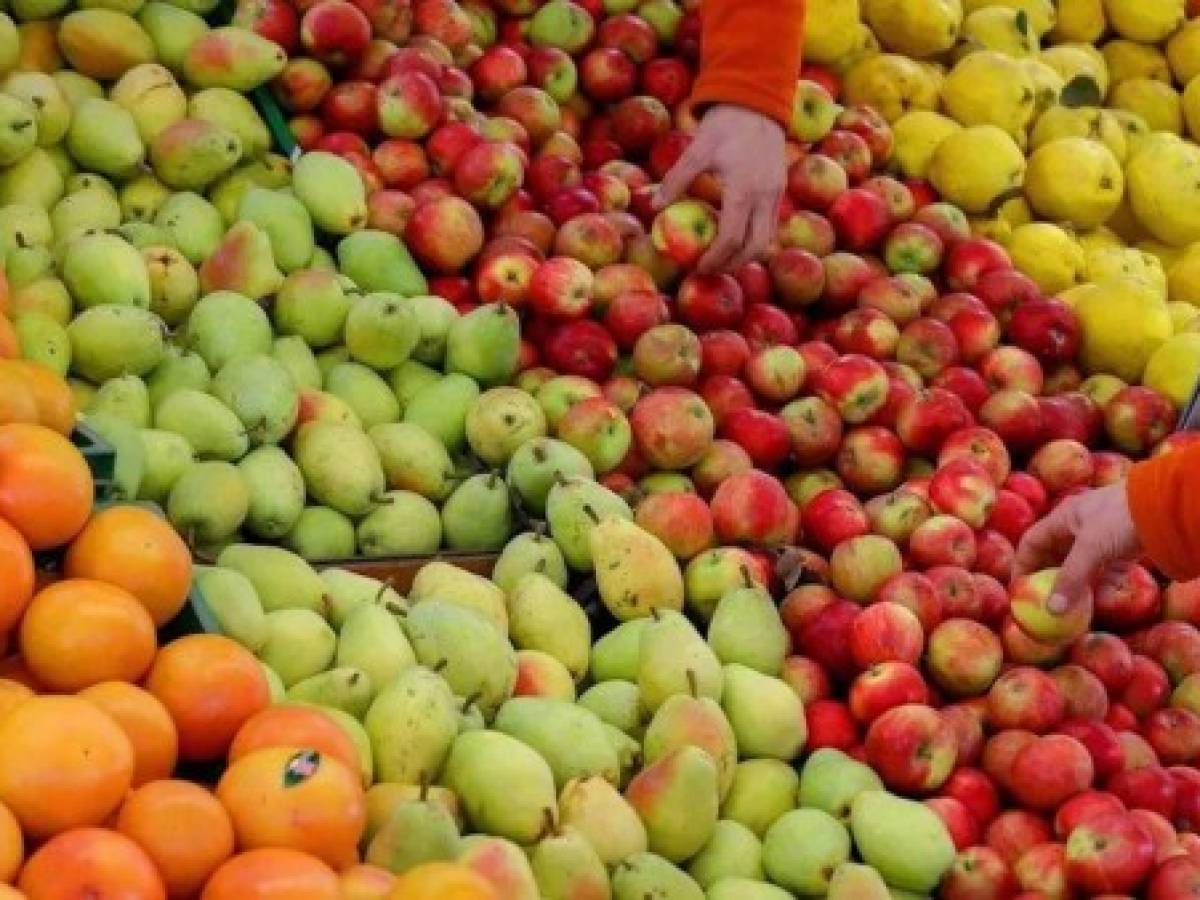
[6, 0, 1200, 896]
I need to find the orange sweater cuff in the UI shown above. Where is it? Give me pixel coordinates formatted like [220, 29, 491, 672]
[1128, 442, 1200, 582]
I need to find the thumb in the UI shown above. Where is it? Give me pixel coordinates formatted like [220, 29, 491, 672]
[1049, 539, 1103, 614]
[654, 141, 710, 209]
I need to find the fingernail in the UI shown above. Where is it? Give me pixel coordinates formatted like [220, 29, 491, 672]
[1048, 594, 1069, 614]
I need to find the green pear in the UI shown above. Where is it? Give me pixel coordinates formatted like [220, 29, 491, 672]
[51, 187, 121, 243]
[137, 2, 208, 73]
[850, 791, 956, 894]
[409, 562, 507, 634]
[366, 795, 460, 875]
[798, 748, 885, 823]
[390, 360, 440, 414]
[443, 729, 559, 844]
[2, 73, 67, 147]
[559, 776, 647, 867]
[685, 549, 768, 623]
[445, 302, 520, 387]
[182, 27, 286, 91]
[707, 587, 788, 675]
[215, 543, 327, 614]
[237, 187, 313, 274]
[324, 362, 401, 429]
[198, 221, 282, 300]
[257, 608, 336, 687]
[0, 148, 63, 209]
[720, 665, 806, 762]
[287, 667, 373, 720]
[507, 573, 590, 681]
[828, 863, 891, 900]
[0, 203, 52, 257]
[687, 820, 763, 889]
[406, 294, 458, 366]
[209, 162, 287, 225]
[57, 10, 155, 80]
[0, 95, 35, 167]
[356, 490, 442, 557]
[261, 664, 285, 701]
[593, 518, 685, 621]
[530, 826, 612, 900]
[494, 698, 619, 789]
[147, 347, 210, 408]
[273, 336, 322, 392]
[605, 723, 642, 787]
[458, 836, 539, 900]
[153, 191, 223, 264]
[625, 746, 719, 863]
[0, 14, 13, 75]
[292, 151, 367, 235]
[364, 783, 460, 846]
[320, 568, 405, 630]
[345, 291, 420, 370]
[546, 476, 632, 571]
[236, 445, 305, 540]
[763, 808, 851, 896]
[65, 98, 144, 179]
[150, 118, 240, 190]
[117, 219, 171, 246]
[492, 531, 568, 596]
[441, 472, 513, 552]
[184, 290, 272, 371]
[136, 427, 194, 502]
[193, 564, 266, 651]
[82, 412, 145, 501]
[61, 232, 150, 310]
[12, 311, 69, 375]
[166, 460, 248, 547]
[6, 243, 54, 289]
[67, 305, 165, 382]
[337, 229, 427, 297]
[211, 353, 299, 445]
[535, 375, 601, 429]
[369, 422, 456, 502]
[109, 63, 186, 142]
[578, 681, 645, 738]
[638, 611, 723, 713]
[89, 374, 150, 427]
[120, 172, 170, 222]
[154, 389, 248, 461]
[403, 601, 516, 718]
[590, 619, 648, 683]
[190, 87, 269, 160]
[143, 245, 199, 326]
[612, 854, 703, 900]
[273, 268, 351, 348]
[464, 387, 547, 468]
[705, 879, 792, 900]
[337, 603, 416, 696]
[515, 650, 576, 702]
[403, 372, 481, 453]
[365, 666, 459, 784]
[10, 278, 71, 326]
[293, 420, 386, 517]
[643, 693, 736, 800]
[505, 439, 593, 518]
[285, 506, 356, 561]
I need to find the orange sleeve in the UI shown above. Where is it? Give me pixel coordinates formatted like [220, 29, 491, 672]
[1127, 441, 1200, 581]
[690, 0, 805, 128]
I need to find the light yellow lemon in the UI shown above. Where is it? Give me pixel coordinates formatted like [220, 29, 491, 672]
[961, 7, 1039, 57]
[942, 50, 1038, 141]
[1102, 0, 1185, 45]
[1050, 0, 1107, 44]
[1144, 333, 1200, 408]
[805, 0, 865, 67]
[1101, 40, 1172, 86]
[963, 0, 1055, 36]
[1086, 245, 1168, 299]
[1127, 132, 1200, 246]
[1006, 222, 1087, 294]
[1183, 73, 1200, 141]
[863, 0, 962, 58]
[1167, 20, 1200, 86]
[1030, 105, 1128, 161]
[1041, 44, 1110, 98]
[1074, 277, 1172, 382]
[1109, 77, 1183, 134]
[842, 53, 940, 122]
[929, 124, 1027, 214]
[1024, 136, 1125, 228]
[892, 110, 961, 178]
[1168, 301, 1200, 333]
[1167, 242, 1200, 306]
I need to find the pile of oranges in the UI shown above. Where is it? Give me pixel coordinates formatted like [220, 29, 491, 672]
[0, 279, 499, 898]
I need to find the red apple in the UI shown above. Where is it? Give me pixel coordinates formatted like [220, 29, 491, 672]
[780, 655, 833, 705]
[988, 666, 1066, 734]
[1107, 765, 1178, 820]
[1008, 297, 1081, 363]
[1052, 664, 1110, 721]
[805, 699, 859, 752]
[788, 152, 849, 210]
[1143, 708, 1200, 765]
[377, 69, 443, 138]
[629, 386, 714, 471]
[405, 195, 483, 273]
[1095, 562, 1162, 632]
[823, 251, 884, 311]
[1147, 856, 1200, 900]
[813, 354, 889, 425]
[1064, 811, 1156, 895]
[835, 425, 905, 496]
[987, 811, 1053, 867]
[676, 273, 745, 333]
[801, 488, 870, 553]
[980, 389, 1045, 453]
[611, 94, 671, 152]
[770, 248, 827, 307]
[1010, 733, 1096, 810]
[910, 514, 978, 569]
[580, 46, 637, 103]
[945, 237, 1012, 292]
[849, 601, 924, 669]
[817, 129, 872, 182]
[877, 571, 942, 633]
[828, 188, 892, 251]
[710, 469, 796, 549]
[634, 491, 714, 560]
[941, 846, 1018, 900]
[866, 703, 958, 794]
[927, 797, 981, 851]
[641, 56, 692, 107]
[896, 388, 973, 456]
[1105, 385, 1177, 456]
[928, 618, 1004, 697]
[543, 321, 618, 382]
[699, 373, 753, 425]
[301, 0, 371, 66]
[740, 302, 800, 349]
[1029, 438, 1094, 496]
[981, 346, 1045, 395]
[884, 221, 943, 274]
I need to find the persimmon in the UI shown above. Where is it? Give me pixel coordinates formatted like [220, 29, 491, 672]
[19, 579, 157, 691]
[228, 705, 361, 783]
[339, 865, 396, 900]
[0, 679, 31, 722]
[0, 360, 75, 434]
[117, 780, 235, 899]
[0, 370, 37, 426]
[0, 517, 33, 637]
[388, 863, 499, 900]
[18, 828, 165, 899]
[0, 801, 22, 884]
[0, 315, 16, 360]
[0, 423, 92, 550]
[200, 849, 340, 900]
[79, 682, 178, 788]
[65, 505, 192, 627]
[0, 696, 133, 838]
[0, 656, 40, 691]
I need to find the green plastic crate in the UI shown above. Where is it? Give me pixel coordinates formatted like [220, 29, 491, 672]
[71, 421, 116, 501]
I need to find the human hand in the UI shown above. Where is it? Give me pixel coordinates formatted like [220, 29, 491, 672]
[1013, 482, 1142, 614]
[653, 103, 786, 274]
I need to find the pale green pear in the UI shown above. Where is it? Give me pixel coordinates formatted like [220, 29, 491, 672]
[850, 792, 956, 894]
[638, 611, 723, 713]
[530, 826, 612, 900]
[153, 191, 223, 264]
[687, 820, 763, 889]
[365, 667, 459, 784]
[337, 229, 426, 297]
[366, 795, 460, 875]
[494, 698, 619, 789]
[364, 783, 461, 847]
[559, 776, 647, 867]
[57, 9, 155, 79]
[11, 278, 71, 326]
[492, 531, 568, 596]
[293, 420, 386, 517]
[65, 98, 144, 179]
[707, 588, 788, 675]
[578, 681, 644, 738]
[445, 302, 520, 387]
[190, 87, 269, 160]
[273, 267, 351, 348]
[198, 221, 283, 300]
[287, 667, 373, 720]
[465, 387, 547, 468]
[515, 651, 576, 702]
[118, 220, 172, 246]
[721, 665, 806, 762]
[137, 2, 209, 73]
[147, 347, 209, 408]
[798, 748, 885, 823]
[337, 602, 416, 696]
[183, 27, 286, 91]
[154, 389, 248, 462]
[505, 440, 593, 518]
[0, 14, 14, 76]
[507, 573, 590, 681]
[590, 619, 649, 683]
[144, 245, 199, 326]
[404, 601, 516, 718]
[168, 465, 247, 549]
[261, 664, 285, 702]
[685, 549, 769, 623]
[89, 374, 150, 427]
[612, 854, 703, 900]
[5, 243, 54, 289]
[193, 564, 266, 651]
[605, 724, 641, 788]
[137, 427, 194, 502]
[705, 879, 792, 900]
[61, 232, 150, 310]
[236, 445, 305, 541]
[120, 173, 170, 222]
[643, 693, 736, 799]
[55, 69, 103, 106]
[237, 187, 314, 274]
[458, 837, 540, 900]
[320, 568, 405, 630]
[293, 151, 367, 235]
[257, 608, 336, 687]
[324, 362, 401, 429]
[82, 412, 145, 501]
[442, 473, 513, 552]
[0, 95, 35, 167]
[403, 372, 481, 454]
[0, 149, 63, 209]
[546, 476, 632, 572]
[12, 311, 69, 375]
[211, 354, 299, 446]
[443, 729, 559, 844]
[829, 863, 891, 900]
[273, 336, 322, 392]
[64, 172, 116, 196]
[51, 187, 122, 243]
[536, 375, 600, 428]
[409, 562, 507, 634]
[304, 703, 373, 786]
[150, 118, 240, 190]
[593, 518, 684, 621]
[285, 506, 356, 561]
[369, 422, 456, 502]
[3, 72, 68, 146]
[214, 542, 325, 615]
[184, 290, 272, 371]
[625, 746, 719, 863]
[344, 291, 420, 370]
[67, 305, 165, 382]
[0, 203, 52, 258]
[356, 490, 442, 557]
[405, 294, 458, 366]
[763, 808, 851, 896]
[109, 63, 186, 143]
[390, 360, 440, 414]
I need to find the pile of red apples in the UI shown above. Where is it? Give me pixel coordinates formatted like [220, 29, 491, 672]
[230, 0, 1200, 895]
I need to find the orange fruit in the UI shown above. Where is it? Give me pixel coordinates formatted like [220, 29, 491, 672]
[339, 864, 396, 900]
[117, 780, 235, 899]
[0, 801, 23, 883]
[0, 696, 133, 839]
[0, 370, 37, 427]
[0, 361, 75, 435]
[0, 423, 92, 551]
[228, 706, 361, 782]
[18, 828, 165, 899]
[65, 505, 192, 627]
[0, 517, 33, 637]
[0, 316, 16, 361]
[200, 849, 340, 900]
[0, 267, 9, 316]
[0, 885, 22, 899]
[19, 579, 157, 691]
[388, 863, 499, 900]
[0, 679, 32, 722]
[79, 682, 178, 788]
[0, 657, 39, 691]
[216, 747, 365, 870]
[145, 635, 270, 763]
